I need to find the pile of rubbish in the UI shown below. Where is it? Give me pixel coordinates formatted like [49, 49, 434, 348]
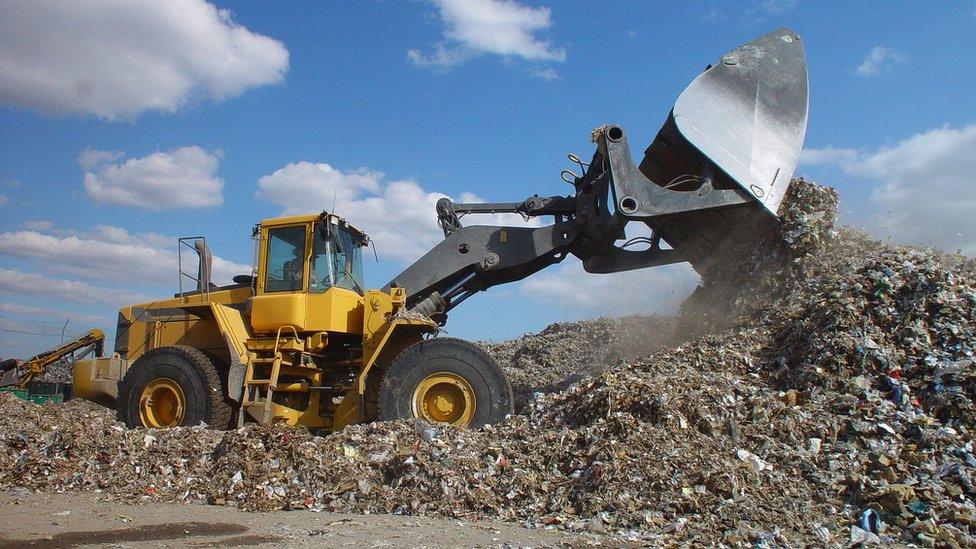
[0, 179, 974, 546]
[677, 176, 841, 336]
[39, 358, 73, 385]
[483, 315, 674, 412]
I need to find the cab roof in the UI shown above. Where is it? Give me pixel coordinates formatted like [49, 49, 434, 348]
[257, 212, 369, 243]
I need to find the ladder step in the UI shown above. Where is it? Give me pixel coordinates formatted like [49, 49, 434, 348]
[242, 333, 292, 424]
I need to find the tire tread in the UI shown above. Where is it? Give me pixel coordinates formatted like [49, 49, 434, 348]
[117, 345, 233, 429]
[378, 337, 513, 427]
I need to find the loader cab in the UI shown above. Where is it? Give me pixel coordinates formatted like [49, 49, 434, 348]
[250, 213, 367, 335]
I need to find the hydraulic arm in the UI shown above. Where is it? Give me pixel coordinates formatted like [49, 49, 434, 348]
[387, 28, 808, 321]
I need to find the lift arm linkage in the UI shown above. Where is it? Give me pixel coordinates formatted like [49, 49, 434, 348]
[385, 28, 808, 323]
[386, 126, 728, 320]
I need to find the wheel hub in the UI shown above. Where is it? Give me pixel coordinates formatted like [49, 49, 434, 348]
[412, 372, 476, 425]
[139, 378, 185, 428]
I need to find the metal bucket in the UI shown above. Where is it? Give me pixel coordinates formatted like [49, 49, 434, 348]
[638, 28, 808, 273]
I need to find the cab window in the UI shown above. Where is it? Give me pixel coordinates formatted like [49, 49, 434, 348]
[264, 226, 306, 292]
[309, 223, 365, 295]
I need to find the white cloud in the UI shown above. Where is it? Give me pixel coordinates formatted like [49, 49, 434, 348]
[856, 46, 906, 76]
[0, 0, 289, 119]
[801, 124, 976, 255]
[520, 259, 699, 317]
[0, 194, 7, 206]
[409, 0, 566, 69]
[82, 146, 224, 209]
[78, 148, 123, 171]
[20, 221, 170, 249]
[351, 180, 458, 263]
[0, 224, 250, 286]
[256, 162, 383, 211]
[0, 268, 149, 306]
[23, 221, 54, 232]
[529, 67, 560, 80]
[408, 43, 474, 69]
[257, 162, 540, 264]
[257, 163, 453, 263]
[0, 302, 106, 324]
[85, 225, 174, 250]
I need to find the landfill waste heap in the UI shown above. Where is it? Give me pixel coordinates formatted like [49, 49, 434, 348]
[2, 178, 975, 547]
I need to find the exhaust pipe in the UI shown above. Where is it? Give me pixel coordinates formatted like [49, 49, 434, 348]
[194, 239, 212, 292]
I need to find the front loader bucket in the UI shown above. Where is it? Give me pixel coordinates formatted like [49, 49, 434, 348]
[634, 28, 808, 274]
[669, 28, 807, 214]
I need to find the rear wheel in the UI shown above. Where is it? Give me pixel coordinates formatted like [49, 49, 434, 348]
[117, 345, 232, 429]
[378, 338, 512, 428]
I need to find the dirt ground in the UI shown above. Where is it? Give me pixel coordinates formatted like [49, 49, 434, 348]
[0, 491, 604, 548]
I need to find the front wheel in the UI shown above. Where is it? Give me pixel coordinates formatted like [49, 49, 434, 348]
[378, 338, 513, 428]
[117, 345, 232, 429]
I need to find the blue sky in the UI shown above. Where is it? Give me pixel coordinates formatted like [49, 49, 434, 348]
[0, 0, 973, 358]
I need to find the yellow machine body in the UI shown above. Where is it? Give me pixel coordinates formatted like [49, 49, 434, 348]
[74, 213, 437, 430]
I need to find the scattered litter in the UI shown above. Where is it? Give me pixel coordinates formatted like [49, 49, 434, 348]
[1, 179, 974, 546]
[859, 508, 881, 534]
[850, 525, 881, 545]
[736, 449, 773, 473]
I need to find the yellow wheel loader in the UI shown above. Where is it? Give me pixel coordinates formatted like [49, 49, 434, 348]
[71, 28, 809, 430]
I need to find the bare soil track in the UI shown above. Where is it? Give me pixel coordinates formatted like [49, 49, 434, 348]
[0, 491, 600, 548]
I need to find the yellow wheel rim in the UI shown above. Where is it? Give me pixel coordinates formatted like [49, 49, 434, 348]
[139, 378, 185, 428]
[411, 372, 476, 426]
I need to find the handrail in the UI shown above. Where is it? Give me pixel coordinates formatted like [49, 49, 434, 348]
[273, 325, 300, 357]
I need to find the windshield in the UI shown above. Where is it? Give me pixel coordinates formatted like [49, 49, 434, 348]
[310, 222, 364, 295]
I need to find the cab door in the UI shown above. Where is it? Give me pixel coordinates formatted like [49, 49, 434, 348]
[250, 223, 310, 333]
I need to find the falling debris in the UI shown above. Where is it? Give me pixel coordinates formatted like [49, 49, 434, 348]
[0, 178, 974, 546]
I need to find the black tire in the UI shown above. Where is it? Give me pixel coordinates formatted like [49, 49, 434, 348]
[378, 337, 513, 428]
[117, 345, 233, 429]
